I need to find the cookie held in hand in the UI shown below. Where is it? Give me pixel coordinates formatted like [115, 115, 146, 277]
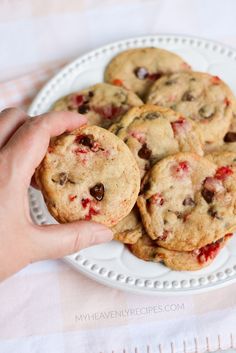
[35, 125, 140, 226]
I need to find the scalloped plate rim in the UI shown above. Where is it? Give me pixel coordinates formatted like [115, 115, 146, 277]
[28, 34, 236, 295]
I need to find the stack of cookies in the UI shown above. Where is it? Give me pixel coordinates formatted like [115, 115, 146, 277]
[36, 47, 236, 271]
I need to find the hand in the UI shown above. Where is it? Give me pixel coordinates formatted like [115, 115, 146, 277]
[0, 108, 113, 281]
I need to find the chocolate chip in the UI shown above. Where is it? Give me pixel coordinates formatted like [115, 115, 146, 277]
[183, 197, 195, 206]
[78, 104, 90, 114]
[88, 91, 94, 97]
[199, 105, 215, 119]
[134, 67, 149, 80]
[208, 206, 221, 219]
[90, 183, 104, 201]
[59, 172, 68, 186]
[182, 91, 195, 101]
[224, 132, 236, 143]
[77, 134, 94, 148]
[138, 143, 152, 160]
[190, 77, 196, 82]
[201, 188, 214, 203]
[145, 112, 161, 120]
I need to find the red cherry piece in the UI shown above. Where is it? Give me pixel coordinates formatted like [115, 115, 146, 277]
[130, 131, 146, 144]
[183, 213, 191, 222]
[171, 161, 189, 178]
[157, 230, 169, 241]
[215, 166, 233, 180]
[197, 241, 221, 264]
[74, 148, 88, 154]
[75, 95, 84, 106]
[85, 206, 99, 220]
[149, 193, 164, 206]
[224, 97, 231, 106]
[92, 105, 123, 120]
[225, 233, 233, 238]
[171, 118, 189, 135]
[112, 79, 123, 86]
[178, 161, 189, 172]
[69, 195, 77, 202]
[211, 76, 221, 84]
[81, 198, 90, 208]
[91, 141, 101, 152]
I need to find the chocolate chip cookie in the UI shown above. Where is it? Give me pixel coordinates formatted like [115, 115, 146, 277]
[109, 105, 203, 178]
[130, 232, 232, 271]
[104, 47, 191, 98]
[146, 71, 235, 145]
[113, 207, 232, 270]
[137, 152, 236, 251]
[35, 126, 140, 226]
[52, 83, 143, 128]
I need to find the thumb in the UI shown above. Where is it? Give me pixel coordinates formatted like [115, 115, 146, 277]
[30, 221, 113, 261]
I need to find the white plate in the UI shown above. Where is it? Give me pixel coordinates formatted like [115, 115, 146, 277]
[29, 34, 236, 295]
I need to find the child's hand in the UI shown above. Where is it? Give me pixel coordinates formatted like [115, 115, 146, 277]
[0, 108, 113, 281]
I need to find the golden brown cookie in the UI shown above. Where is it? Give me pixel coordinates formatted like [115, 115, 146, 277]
[130, 232, 232, 271]
[137, 152, 236, 251]
[109, 105, 203, 178]
[113, 207, 232, 271]
[146, 71, 235, 145]
[35, 125, 140, 226]
[52, 83, 143, 128]
[104, 47, 191, 98]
